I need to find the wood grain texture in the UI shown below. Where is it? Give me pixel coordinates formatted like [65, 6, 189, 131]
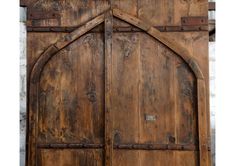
[24, 0, 207, 27]
[104, 11, 113, 166]
[39, 149, 103, 166]
[27, 2, 210, 165]
[113, 150, 199, 166]
[38, 33, 105, 144]
[113, 8, 204, 80]
[138, 0, 208, 25]
[112, 32, 140, 144]
[25, 0, 109, 27]
[55, 14, 105, 49]
[112, 30, 199, 164]
[198, 79, 209, 166]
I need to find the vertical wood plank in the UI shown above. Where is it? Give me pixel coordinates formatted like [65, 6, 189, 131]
[198, 79, 209, 166]
[105, 10, 113, 166]
[27, 82, 38, 166]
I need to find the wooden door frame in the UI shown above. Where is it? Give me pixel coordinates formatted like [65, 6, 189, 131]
[27, 8, 208, 166]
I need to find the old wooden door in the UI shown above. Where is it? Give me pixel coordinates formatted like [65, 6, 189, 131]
[24, 1, 211, 166]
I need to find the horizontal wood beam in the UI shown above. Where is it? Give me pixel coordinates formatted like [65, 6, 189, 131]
[114, 144, 198, 151]
[36, 143, 211, 151]
[27, 25, 208, 32]
[37, 143, 104, 149]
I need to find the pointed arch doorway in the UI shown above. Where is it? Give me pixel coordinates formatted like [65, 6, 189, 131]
[27, 9, 209, 166]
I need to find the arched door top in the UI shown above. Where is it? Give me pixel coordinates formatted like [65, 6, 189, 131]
[30, 8, 204, 84]
[112, 8, 204, 80]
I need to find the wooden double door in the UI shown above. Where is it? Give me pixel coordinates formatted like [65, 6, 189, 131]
[27, 9, 210, 166]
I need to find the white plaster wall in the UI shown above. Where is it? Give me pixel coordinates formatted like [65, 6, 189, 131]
[208, 1, 216, 164]
[20, 7, 26, 166]
[209, 42, 216, 166]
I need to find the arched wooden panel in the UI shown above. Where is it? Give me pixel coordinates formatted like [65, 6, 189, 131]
[27, 9, 209, 166]
[27, 14, 105, 166]
[37, 32, 105, 165]
[111, 25, 199, 166]
[38, 33, 105, 144]
[111, 9, 208, 166]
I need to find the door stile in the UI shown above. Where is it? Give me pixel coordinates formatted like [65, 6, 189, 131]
[104, 10, 113, 166]
[197, 79, 209, 166]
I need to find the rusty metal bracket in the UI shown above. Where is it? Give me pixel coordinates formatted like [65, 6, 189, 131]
[181, 16, 208, 26]
[113, 143, 198, 151]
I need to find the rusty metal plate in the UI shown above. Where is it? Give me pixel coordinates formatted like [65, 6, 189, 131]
[181, 16, 208, 26]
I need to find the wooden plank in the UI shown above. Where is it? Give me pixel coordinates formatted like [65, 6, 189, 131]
[175, 61, 198, 145]
[113, 8, 151, 31]
[113, 150, 139, 166]
[27, 33, 64, 77]
[112, 32, 140, 145]
[104, 11, 113, 166]
[55, 14, 105, 49]
[23, 0, 109, 27]
[198, 79, 209, 166]
[26, 3, 210, 165]
[113, 150, 198, 166]
[147, 27, 204, 79]
[27, 25, 208, 32]
[31, 45, 58, 83]
[27, 10, 60, 20]
[38, 33, 105, 144]
[39, 149, 103, 166]
[139, 33, 175, 144]
[20, 0, 38, 7]
[112, 0, 138, 16]
[209, 2, 216, 11]
[20, 0, 28, 7]
[27, 81, 38, 166]
[30, 14, 105, 83]
[112, 8, 204, 79]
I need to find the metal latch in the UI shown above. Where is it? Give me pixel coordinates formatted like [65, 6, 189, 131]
[145, 114, 156, 121]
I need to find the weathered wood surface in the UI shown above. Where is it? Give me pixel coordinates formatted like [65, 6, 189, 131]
[39, 149, 103, 166]
[113, 8, 204, 80]
[113, 150, 199, 166]
[26, 1, 210, 166]
[38, 33, 105, 144]
[23, 0, 207, 27]
[104, 11, 113, 166]
[112, 31, 199, 165]
[54, 14, 105, 49]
